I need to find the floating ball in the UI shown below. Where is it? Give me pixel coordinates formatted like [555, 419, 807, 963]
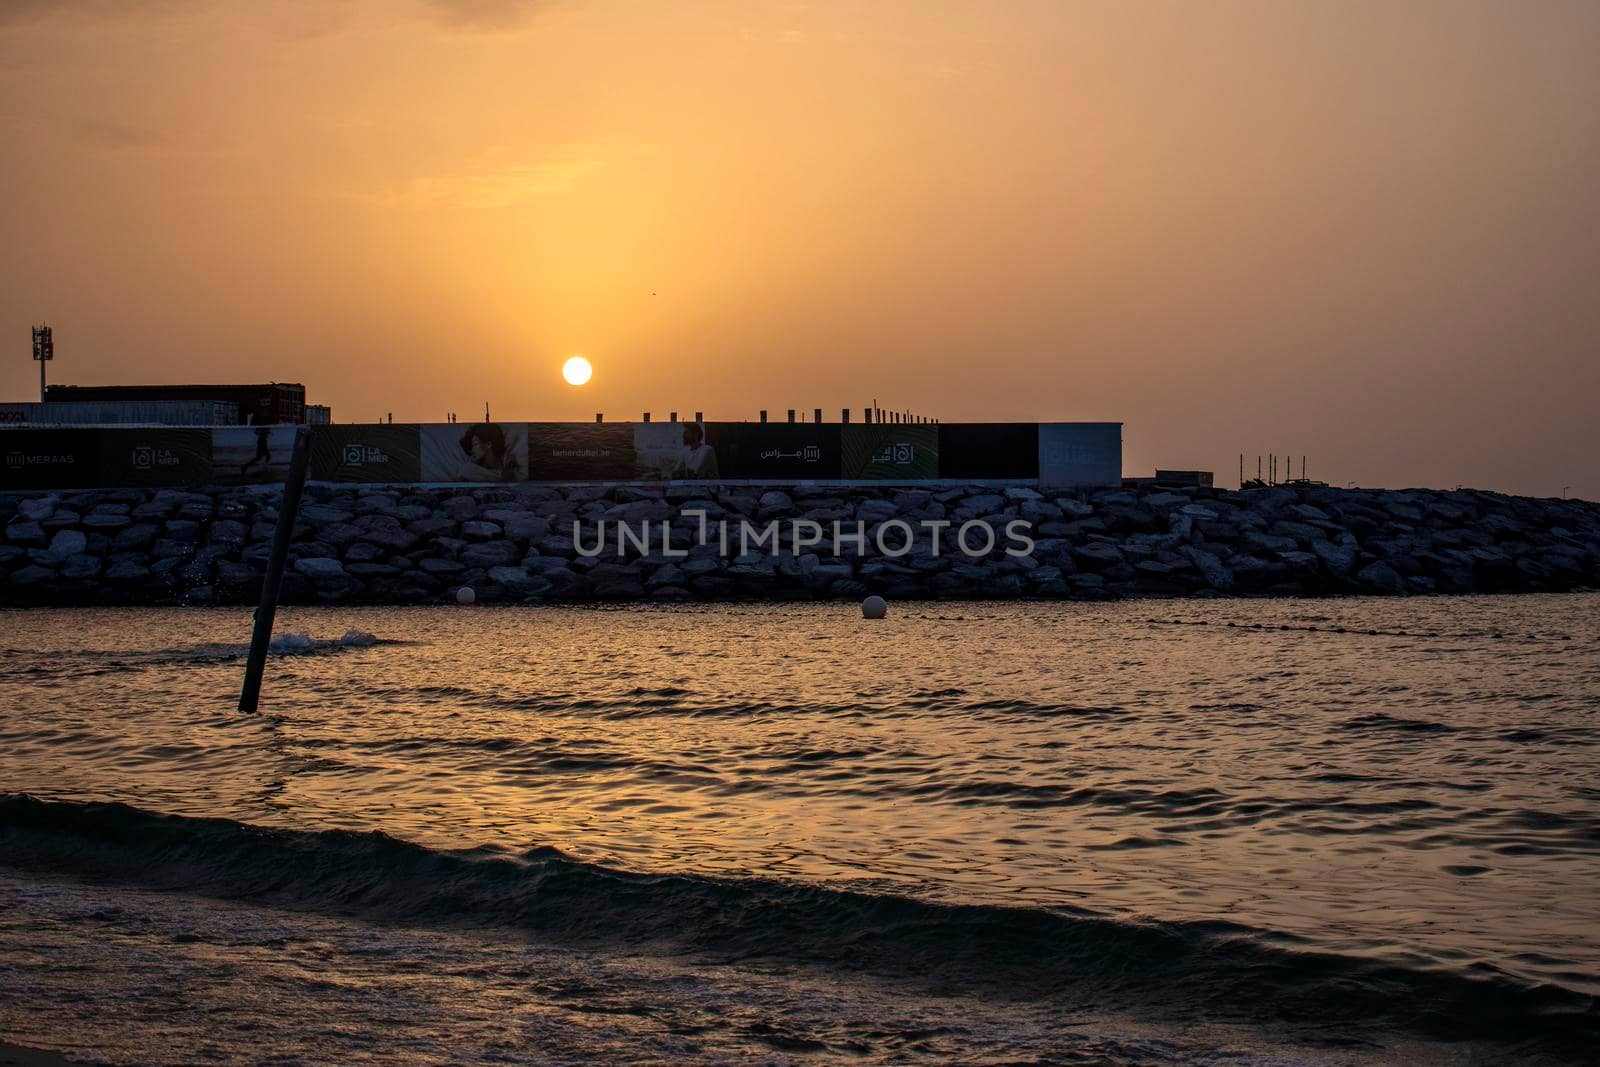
[456, 586, 476, 606]
[861, 595, 888, 620]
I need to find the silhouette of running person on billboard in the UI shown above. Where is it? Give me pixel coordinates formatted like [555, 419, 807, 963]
[240, 426, 272, 476]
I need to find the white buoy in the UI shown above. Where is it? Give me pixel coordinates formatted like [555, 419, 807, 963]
[456, 586, 476, 606]
[861, 595, 887, 619]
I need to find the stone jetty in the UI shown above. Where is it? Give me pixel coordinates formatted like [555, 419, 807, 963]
[2, 482, 1597, 605]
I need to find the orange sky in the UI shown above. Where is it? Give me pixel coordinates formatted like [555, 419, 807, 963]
[2, 0, 1597, 496]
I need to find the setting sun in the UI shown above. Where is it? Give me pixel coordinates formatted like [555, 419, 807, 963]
[562, 357, 593, 386]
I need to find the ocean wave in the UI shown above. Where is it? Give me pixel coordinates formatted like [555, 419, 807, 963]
[0, 630, 394, 677]
[0, 793, 1594, 1055]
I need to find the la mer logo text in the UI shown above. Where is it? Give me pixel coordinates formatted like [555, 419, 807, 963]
[343, 444, 390, 465]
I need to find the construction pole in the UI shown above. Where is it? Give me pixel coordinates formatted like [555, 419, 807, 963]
[239, 426, 311, 713]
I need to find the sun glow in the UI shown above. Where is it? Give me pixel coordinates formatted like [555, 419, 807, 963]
[562, 356, 593, 386]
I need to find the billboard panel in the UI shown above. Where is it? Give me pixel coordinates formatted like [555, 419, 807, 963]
[526, 423, 636, 481]
[0, 430, 100, 490]
[212, 426, 298, 486]
[1039, 423, 1122, 487]
[632, 421, 720, 480]
[704, 423, 842, 480]
[841, 424, 938, 480]
[421, 422, 528, 482]
[96, 428, 212, 487]
[937, 423, 1040, 480]
[310, 425, 422, 483]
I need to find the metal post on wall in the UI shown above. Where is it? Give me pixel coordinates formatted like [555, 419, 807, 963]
[239, 426, 312, 713]
[32, 325, 54, 402]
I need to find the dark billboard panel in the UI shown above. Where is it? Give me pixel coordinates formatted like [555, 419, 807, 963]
[526, 423, 636, 481]
[937, 423, 1040, 480]
[705, 423, 842, 480]
[310, 425, 422, 483]
[421, 423, 528, 482]
[212, 426, 299, 486]
[97, 428, 212, 487]
[841, 425, 938, 480]
[0, 430, 100, 491]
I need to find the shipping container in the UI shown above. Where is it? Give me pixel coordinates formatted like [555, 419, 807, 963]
[43, 383, 305, 424]
[0, 400, 240, 426]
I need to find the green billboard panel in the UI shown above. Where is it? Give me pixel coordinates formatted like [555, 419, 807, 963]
[96, 428, 213, 487]
[841, 425, 939, 480]
[310, 425, 422, 483]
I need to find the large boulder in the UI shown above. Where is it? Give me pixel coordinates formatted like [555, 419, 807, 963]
[1355, 561, 1407, 594]
[460, 540, 519, 568]
[486, 565, 554, 596]
[293, 557, 347, 580]
[5, 521, 47, 547]
[1179, 545, 1234, 591]
[46, 529, 88, 560]
[1311, 540, 1358, 576]
[1071, 542, 1124, 571]
[590, 562, 645, 598]
[16, 498, 57, 523]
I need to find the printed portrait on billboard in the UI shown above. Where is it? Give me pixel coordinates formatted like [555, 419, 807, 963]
[633, 421, 720, 480]
[841, 425, 938, 480]
[212, 426, 297, 486]
[421, 423, 528, 483]
[98, 428, 212, 488]
[526, 423, 636, 481]
[309, 425, 423, 483]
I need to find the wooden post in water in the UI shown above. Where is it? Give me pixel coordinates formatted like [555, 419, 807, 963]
[239, 426, 311, 712]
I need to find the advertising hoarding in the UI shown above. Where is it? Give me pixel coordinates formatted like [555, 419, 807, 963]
[310, 425, 423, 483]
[421, 423, 528, 483]
[96, 428, 212, 487]
[1038, 423, 1122, 487]
[841, 424, 939, 480]
[0, 430, 100, 490]
[704, 423, 842, 480]
[526, 423, 636, 481]
[937, 423, 1040, 480]
[212, 426, 298, 486]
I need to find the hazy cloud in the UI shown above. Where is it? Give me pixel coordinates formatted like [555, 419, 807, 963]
[370, 156, 605, 209]
[0, 0, 187, 27]
[420, 0, 551, 31]
[69, 115, 160, 150]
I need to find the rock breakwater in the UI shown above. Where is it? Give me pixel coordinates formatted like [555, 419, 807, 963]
[2, 483, 1597, 605]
